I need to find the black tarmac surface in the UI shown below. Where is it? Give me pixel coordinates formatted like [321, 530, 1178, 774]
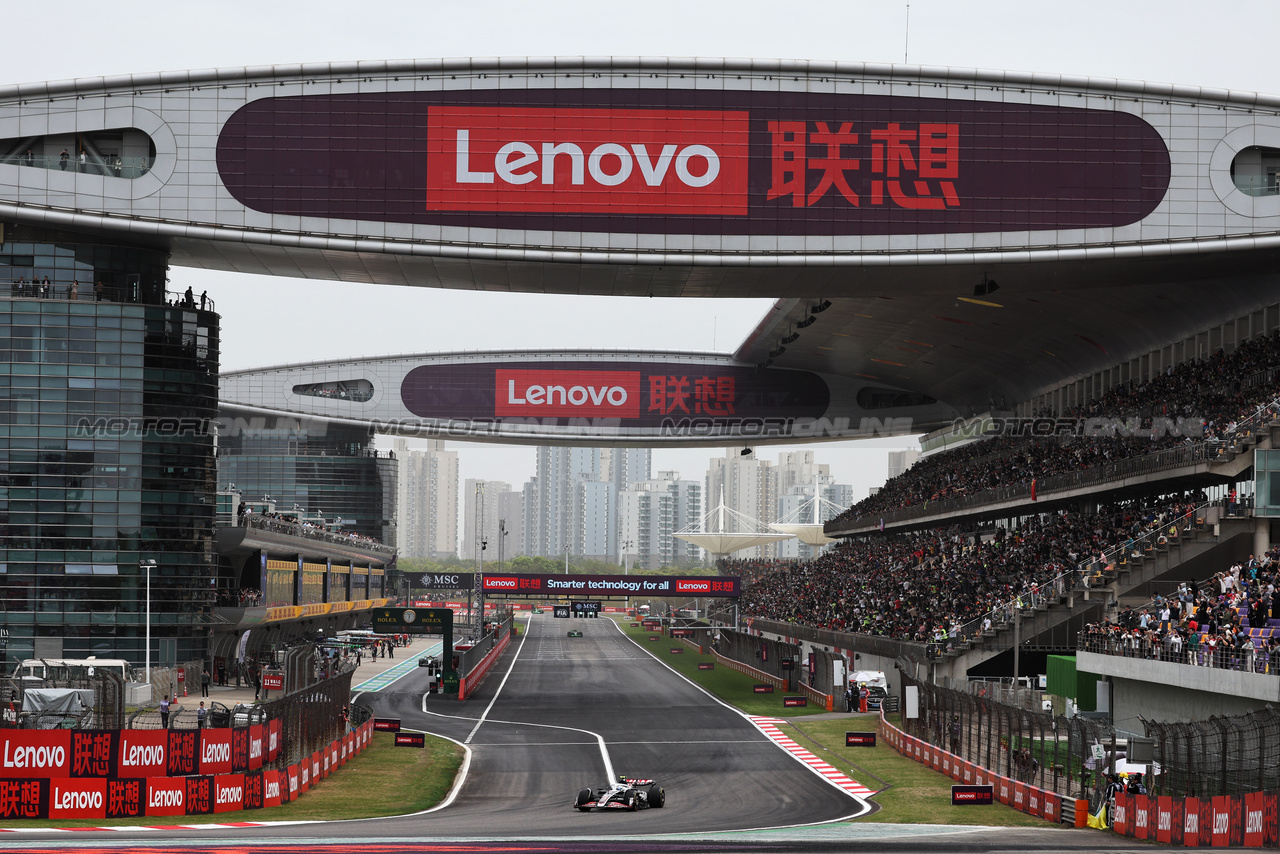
[0, 614, 1149, 852]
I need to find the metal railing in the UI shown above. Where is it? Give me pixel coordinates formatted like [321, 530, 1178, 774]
[1075, 502, 1209, 581]
[1078, 631, 1278, 675]
[241, 513, 396, 556]
[2, 153, 152, 178]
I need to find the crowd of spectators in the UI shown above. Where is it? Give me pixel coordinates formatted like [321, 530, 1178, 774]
[829, 334, 1280, 529]
[1079, 547, 1280, 673]
[213, 588, 262, 607]
[238, 503, 392, 552]
[734, 492, 1203, 645]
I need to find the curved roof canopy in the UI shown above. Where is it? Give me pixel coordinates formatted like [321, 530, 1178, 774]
[5, 57, 1280, 418]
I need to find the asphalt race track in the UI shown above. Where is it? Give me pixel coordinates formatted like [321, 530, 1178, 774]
[0, 614, 1144, 853]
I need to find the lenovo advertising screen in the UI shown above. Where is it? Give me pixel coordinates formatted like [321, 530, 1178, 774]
[479, 573, 740, 598]
[217, 89, 1168, 237]
[400, 360, 830, 431]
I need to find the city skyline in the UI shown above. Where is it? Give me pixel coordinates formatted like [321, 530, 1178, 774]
[394, 439, 878, 561]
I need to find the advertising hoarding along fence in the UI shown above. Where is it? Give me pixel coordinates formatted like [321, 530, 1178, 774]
[479, 573, 740, 597]
[0, 720, 374, 820]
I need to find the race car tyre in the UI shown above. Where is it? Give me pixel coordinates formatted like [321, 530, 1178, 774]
[625, 791, 637, 811]
[647, 783, 665, 808]
[576, 787, 593, 811]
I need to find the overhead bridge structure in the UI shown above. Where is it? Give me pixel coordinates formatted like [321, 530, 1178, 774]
[7, 56, 1280, 666]
[6, 57, 1280, 445]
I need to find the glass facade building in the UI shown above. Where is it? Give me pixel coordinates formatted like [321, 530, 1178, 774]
[217, 414, 397, 547]
[0, 226, 219, 669]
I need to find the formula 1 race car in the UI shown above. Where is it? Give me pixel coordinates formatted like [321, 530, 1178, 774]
[574, 775, 665, 811]
[567, 630, 584, 638]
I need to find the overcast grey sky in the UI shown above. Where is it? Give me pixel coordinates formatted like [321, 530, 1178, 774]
[5, 1, 1280, 497]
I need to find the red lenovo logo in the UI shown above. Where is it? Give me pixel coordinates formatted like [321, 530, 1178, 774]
[427, 107, 749, 214]
[495, 370, 641, 418]
[483, 577, 519, 589]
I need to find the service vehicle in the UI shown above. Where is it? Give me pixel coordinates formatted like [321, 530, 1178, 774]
[574, 775, 665, 811]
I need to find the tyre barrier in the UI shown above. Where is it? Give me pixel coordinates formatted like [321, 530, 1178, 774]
[0, 720, 372, 820]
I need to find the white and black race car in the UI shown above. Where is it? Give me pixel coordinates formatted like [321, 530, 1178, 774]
[574, 775, 665, 811]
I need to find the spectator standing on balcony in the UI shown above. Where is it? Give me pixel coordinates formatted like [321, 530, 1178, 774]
[78, 150, 85, 171]
[67, 281, 77, 301]
[59, 149, 68, 170]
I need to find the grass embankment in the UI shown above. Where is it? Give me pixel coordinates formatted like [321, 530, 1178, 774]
[777, 718, 1050, 827]
[615, 618, 827, 717]
[614, 617, 1057, 828]
[7, 732, 464, 828]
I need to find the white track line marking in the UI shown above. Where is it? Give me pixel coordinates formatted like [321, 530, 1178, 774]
[749, 716, 876, 797]
[436, 616, 615, 781]
[608, 618, 873, 819]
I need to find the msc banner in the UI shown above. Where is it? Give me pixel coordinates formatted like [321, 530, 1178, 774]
[480, 573, 740, 598]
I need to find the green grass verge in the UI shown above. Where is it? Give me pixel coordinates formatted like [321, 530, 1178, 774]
[778, 719, 1056, 827]
[3, 732, 464, 828]
[615, 618, 828, 717]
[612, 617, 1064, 828]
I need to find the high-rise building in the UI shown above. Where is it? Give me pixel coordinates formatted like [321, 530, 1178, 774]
[887, 449, 921, 480]
[524, 446, 614, 558]
[618, 471, 703, 569]
[705, 449, 778, 559]
[393, 439, 458, 559]
[0, 227, 221, 667]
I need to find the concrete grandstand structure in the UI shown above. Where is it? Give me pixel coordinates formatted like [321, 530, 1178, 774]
[6, 56, 1280, 727]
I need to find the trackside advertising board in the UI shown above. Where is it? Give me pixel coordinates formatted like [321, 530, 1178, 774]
[479, 573, 740, 597]
[0, 719, 377, 821]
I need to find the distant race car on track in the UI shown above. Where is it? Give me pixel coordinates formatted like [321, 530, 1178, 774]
[575, 776, 665, 811]
[568, 630, 583, 637]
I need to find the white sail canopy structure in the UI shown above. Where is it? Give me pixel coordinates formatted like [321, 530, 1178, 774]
[768, 492, 845, 547]
[676, 491, 793, 558]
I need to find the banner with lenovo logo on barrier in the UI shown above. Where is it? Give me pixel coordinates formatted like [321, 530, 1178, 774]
[0, 731, 70, 778]
[145, 776, 186, 816]
[48, 778, 106, 820]
[214, 774, 244, 813]
[243, 770, 264, 810]
[106, 778, 145, 819]
[198, 730, 233, 776]
[248, 725, 265, 770]
[263, 769, 283, 808]
[0, 724, 375, 821]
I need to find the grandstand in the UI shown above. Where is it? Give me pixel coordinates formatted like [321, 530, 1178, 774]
[733, 299, 1280, 726]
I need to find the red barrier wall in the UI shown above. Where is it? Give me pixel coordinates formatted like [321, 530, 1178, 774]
[879, 712, 1280, 847]
[459, 631, 512, 700]
[0, 719, 375, 822]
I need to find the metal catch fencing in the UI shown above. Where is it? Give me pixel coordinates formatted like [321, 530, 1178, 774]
[900, 670, 1117, 802]
[0, 671, 125, 730]
[257, 665, 357, 768]
[900, 671, 1280, 805]
[1143, 709, 1280, 798]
